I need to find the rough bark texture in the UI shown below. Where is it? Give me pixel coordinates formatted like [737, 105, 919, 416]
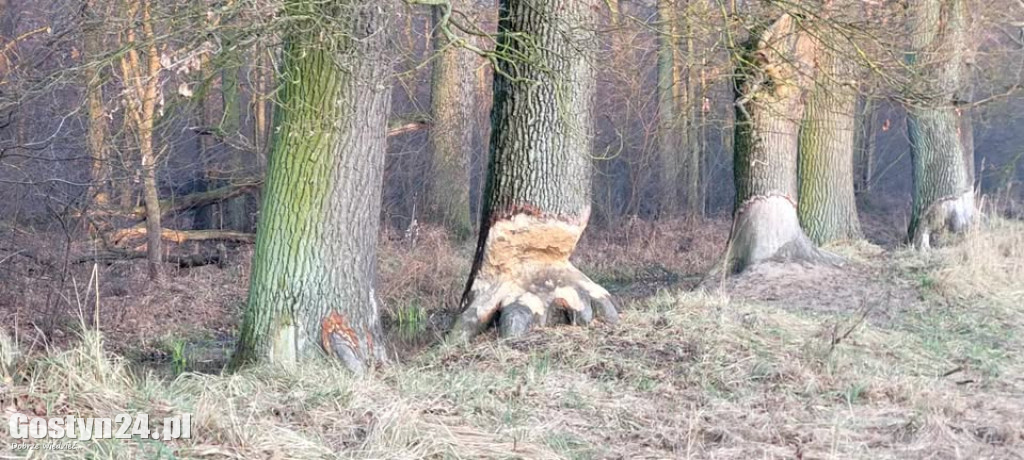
[728, 14, 825, 273]
[232, 0, 391, 372]
[905, 0, 974, 249]
[797, 30, 862, 245]
[453, 0, 617, 341]
[424, 1, 475, 240]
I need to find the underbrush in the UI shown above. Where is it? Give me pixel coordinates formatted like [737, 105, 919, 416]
[1, 219, 1022, 458]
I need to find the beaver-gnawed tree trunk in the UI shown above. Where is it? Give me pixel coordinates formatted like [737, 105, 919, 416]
[231, 0, 391, 373]
[798, 25, 862, 245]
[424, 0, 476, 240]
[726, 14, 828, 273]
[452, 0, 618, 341]
[905, 0, 974, 249]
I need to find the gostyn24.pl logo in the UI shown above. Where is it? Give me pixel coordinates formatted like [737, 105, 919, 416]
[9, 413, 192, 441]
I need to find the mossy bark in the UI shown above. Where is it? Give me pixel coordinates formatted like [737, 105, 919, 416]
[424, 1, 475, 240]
[905, 0, 974, 248]
[727, 14, 827, 273]
[232, 0, 391, 372]
[797, 29, 862, 245]
[453, 0, 617, 341]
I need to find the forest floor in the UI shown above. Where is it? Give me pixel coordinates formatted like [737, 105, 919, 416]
[0, 212, 1022, 459]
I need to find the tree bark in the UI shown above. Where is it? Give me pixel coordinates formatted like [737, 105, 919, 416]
[853, 95, 877, 193]
[682, 3, 703, 218]
[727, 14, 827, 273]
[452, 0, 617, 341]
[220, 4, 250, 232]
[905, 0, 974, 249]
[656, 0, 684, 217]
[231, 0, 391, 373]
[119, 0, 163, 281]
[83, 0, 109, 209]
[424, 1, 475, 240]
[797, 27, 862, 245]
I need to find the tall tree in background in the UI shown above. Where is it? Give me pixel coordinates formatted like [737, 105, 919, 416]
[452, 0, 618, 340]
[424, 0, 476, 240]
[726, 14, 828, 272]
[797, 18, 862, 245]
[656, 0, 684, 217]
[905, 0, 974, 248]
[232, 0, 392, 372]
[220, 0, 250, 232]
[118, 0, 163, 281]
[83, 0, 109, 209]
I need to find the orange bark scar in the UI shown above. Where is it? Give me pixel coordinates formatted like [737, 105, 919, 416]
[321, 310, 360, 358]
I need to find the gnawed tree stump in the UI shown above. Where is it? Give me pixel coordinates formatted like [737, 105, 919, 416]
[725, 13, 835, 274]
[451, 0, 617, 341]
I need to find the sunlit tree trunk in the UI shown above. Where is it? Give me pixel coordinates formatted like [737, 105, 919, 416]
[726, 14, 827, 273]
[453, 0, 618, 341]
[232, 0, 391, 372]
[424, 1, 475, 240]
[119, 0, 163, 281]
[798, 28, 862, 245]
[905, 0, 974, 248]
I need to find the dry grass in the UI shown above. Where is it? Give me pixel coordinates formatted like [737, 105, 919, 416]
[1, 218, 1023, 459]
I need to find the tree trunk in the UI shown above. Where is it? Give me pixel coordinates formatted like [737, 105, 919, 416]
[853, 95, 877, 193]
[727, 14, 826, 273]
[231, 0, 391, 373]
[683, 4, 703, 218]
[797, 28, 862, 245]
[221, 19, 250, 232]
[656, 0, 683, 217]
[83, 0, 109, 209]
[424, 1, 475, 240]
[119, 0, 163, 281]
[452, 0, 618, 341]
[905, 0, 974, 249]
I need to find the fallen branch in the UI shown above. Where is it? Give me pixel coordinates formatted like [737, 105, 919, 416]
[111, 228, 255, 246]
[72, 245, 229, 268]
[130, 181, 261, 219]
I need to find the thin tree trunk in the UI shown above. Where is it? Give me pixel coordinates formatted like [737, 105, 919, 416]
[221, 15, 249, 232]
[120, 0, 163, 281]
[727, 14, 827, 273]
[656, 0, 682, 217]
[424, 1, 475, 240]
[452, 0, 617, 341]
[797, 27, 862, 245]
[83, 0, 109, 209]
[905, 0, 974, 249]
[232, 0, 391, 372]
[854, 95, 877, 193]
[683, 1, 702, 218]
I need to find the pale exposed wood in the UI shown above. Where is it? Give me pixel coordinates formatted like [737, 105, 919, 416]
[111, 227, 255, 246]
